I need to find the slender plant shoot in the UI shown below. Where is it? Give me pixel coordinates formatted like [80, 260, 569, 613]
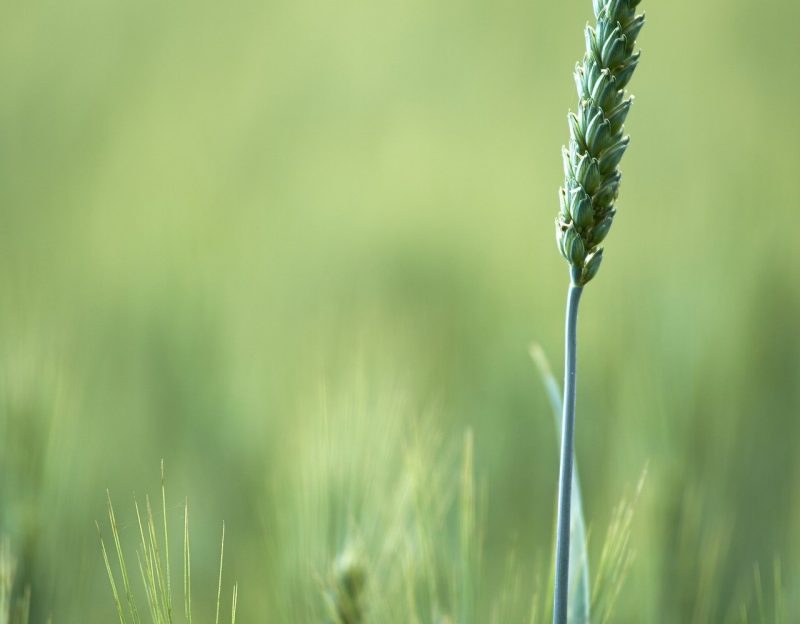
[552, 1, 645, 623]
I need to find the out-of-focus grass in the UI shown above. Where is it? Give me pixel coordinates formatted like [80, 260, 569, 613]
[1, 538, 31, 624]
[1, 0, 800, 621]
[263, 371, 483, 623]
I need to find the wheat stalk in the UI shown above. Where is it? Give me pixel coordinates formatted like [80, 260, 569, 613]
[551, 2, 645, 623]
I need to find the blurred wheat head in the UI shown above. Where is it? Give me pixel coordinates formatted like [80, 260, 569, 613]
[1, 539, 30, 624]
[264, 367, 483, 624]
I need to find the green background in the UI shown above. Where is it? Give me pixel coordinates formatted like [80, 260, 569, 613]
[2, 0, 799, 621]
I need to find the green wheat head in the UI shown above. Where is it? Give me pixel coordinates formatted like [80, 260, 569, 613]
[556, 0, 645, 285]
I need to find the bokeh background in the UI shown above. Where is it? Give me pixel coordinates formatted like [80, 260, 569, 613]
[2, 0, 800, 621]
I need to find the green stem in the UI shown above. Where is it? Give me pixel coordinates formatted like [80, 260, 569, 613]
[553, 270, 583, 624]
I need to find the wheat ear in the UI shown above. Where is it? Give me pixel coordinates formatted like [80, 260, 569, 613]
[551, 2, 645, 623]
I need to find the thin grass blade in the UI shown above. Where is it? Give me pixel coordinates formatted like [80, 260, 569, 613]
[215, 523, 225, 624]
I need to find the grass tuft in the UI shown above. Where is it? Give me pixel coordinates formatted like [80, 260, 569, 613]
[99, 468, 237, 624]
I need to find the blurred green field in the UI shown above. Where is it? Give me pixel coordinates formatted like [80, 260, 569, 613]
[2, 0, 800, 621]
